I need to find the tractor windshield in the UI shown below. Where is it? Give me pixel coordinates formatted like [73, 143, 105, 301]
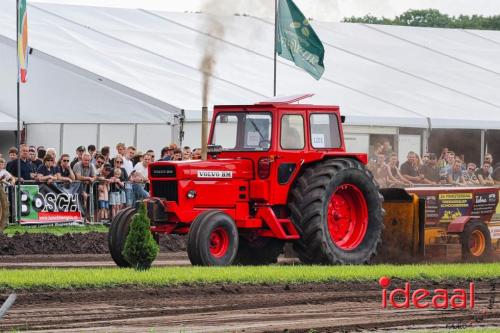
[211, 112, 272, 151]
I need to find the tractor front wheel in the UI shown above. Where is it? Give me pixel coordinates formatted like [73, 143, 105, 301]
[288, 158, 383, 265]
[187, 210, 239, 266]
[108, 207, 136, 267]
[461, 220, 492, 261]
[234, 237, 284, 265]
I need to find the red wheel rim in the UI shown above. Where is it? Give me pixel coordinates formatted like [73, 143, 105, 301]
[209, 227, 229, 258]
[327, 184, 368, 250]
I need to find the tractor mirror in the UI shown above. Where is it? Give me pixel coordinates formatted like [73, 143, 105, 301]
[341, 116, 345, 123]
[207, 144, 223, 158]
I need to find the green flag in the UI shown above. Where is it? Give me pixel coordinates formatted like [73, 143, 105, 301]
[276, 0, 325, 80]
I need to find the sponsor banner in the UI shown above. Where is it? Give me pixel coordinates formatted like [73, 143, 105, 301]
[18, 183, 82, 224]
[409, 187, 499, 225]
[197, 170, 233, 179]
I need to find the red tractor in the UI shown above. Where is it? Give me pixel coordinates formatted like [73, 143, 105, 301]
[109, 97, 384, 266]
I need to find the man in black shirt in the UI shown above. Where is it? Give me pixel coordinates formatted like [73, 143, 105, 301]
[29, 146, 42, 174]
[476, 161, 494, 185]
[6, 144, 32, 182]
[400, 151, 424, 184]
[420, 153, 439, 184]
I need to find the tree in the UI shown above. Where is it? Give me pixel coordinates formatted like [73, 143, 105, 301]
[344, 9, 500, 31]
[122, 203, 159, 271]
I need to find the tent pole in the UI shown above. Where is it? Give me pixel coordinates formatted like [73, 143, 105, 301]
[480, 129, 486, 165]
[273, 0, 278, 97]
[15, 0, 21, 224]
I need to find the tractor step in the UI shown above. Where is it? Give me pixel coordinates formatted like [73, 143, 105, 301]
[256, 206, 300, 240]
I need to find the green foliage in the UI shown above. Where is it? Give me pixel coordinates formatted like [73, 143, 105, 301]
[0, 263, 498, 290]
[122, 203, 159, 271]
[344, 9, 500, 31]
[3, 224, 108, 236]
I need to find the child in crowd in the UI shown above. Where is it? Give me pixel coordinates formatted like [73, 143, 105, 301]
[109, 168, 124, 218]
[0, 158, 14, 185]
[97, 179, 109, 222]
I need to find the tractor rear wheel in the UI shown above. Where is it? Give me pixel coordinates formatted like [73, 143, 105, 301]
[0, 186, 9, 232]
[108, 207, 136, 267]
[460, 220, 492, 261]
[234, 237, 284, 265]
[288, 158, 383, 265]
[187, 210, 239, 266]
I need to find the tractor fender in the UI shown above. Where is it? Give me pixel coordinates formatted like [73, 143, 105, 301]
[447, 216, 479, 234]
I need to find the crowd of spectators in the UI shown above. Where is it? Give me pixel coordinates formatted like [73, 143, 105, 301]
[0, 143, 201, 223]
[368, 145, 500, 188]
[2, 140, 500, 221]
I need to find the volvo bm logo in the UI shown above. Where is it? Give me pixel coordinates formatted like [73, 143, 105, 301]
[197, 170, 233, 178]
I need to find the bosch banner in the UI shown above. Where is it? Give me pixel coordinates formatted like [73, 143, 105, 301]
[18, 183, 82, 224]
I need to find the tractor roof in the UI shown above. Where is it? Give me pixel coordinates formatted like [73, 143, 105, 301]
[214, 94, 340, 112]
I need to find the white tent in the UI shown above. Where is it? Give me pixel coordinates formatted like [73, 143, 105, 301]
[1, 1, 500, 152]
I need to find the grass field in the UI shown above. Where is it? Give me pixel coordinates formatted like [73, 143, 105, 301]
[0, 263, 498, 290]
[2, 224, 108, 236]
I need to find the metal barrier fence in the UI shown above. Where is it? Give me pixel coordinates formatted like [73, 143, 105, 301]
[2, 179, 148, 225]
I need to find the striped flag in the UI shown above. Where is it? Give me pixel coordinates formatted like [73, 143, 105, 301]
[17, 0, 28, 83]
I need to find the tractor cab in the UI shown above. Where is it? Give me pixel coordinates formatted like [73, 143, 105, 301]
[208, 95, 365, 204]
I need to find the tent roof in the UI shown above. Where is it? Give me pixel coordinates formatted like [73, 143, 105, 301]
[0, 109, 16, 131]
[1, 1, 500, 129]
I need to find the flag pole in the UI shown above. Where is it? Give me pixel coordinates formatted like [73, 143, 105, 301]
[15, 0, 22, 224]
[273, 0, 278, 97]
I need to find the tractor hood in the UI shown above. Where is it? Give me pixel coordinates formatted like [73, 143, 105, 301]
[149, 159, 254, 181]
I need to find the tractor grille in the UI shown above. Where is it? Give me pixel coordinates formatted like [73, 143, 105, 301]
[151, 180, 178, 202]
[150, 165, 176, 178]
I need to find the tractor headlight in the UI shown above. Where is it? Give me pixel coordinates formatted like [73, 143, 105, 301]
[187, 190, 197, 199]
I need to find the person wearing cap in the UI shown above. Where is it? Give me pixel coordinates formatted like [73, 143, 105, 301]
[160, 146, 171, 161]
[71, 146, 86, 169]
[420, 153, 440, 185]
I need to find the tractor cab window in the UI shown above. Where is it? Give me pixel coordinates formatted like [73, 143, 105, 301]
[281, 115, 305, 150]
[310, 113, 341, 149]
[212, 112, 272, 151]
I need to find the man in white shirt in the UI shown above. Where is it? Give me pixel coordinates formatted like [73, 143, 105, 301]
[131, 153, 151, 205]
[133, 153, 151, 179]
[122, 146, 135, 176]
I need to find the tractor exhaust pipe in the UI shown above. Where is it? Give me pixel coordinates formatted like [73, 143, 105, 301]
[201, 106, 208, 160]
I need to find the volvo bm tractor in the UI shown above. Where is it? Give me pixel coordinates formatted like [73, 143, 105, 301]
[109, 97, 384, 266]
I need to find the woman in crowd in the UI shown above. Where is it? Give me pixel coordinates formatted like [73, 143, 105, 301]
[36, 155, 58, 184]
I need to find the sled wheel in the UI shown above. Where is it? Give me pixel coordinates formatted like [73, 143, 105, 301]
[461, 220, 492, 261]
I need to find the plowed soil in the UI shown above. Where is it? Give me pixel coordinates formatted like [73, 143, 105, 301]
[0, 232, 185, 255]
[0, 280, 498, 332]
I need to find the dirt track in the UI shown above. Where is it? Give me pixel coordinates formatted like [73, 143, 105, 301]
[0, 280, 498, 332]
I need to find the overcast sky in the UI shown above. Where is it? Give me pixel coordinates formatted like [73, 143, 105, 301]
[30, 0, 500, 22]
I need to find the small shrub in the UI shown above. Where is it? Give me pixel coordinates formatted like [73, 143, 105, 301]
[122, 203, 159, 270]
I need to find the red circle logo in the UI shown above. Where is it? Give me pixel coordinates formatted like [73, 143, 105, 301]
[379, 276, 391, 288]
